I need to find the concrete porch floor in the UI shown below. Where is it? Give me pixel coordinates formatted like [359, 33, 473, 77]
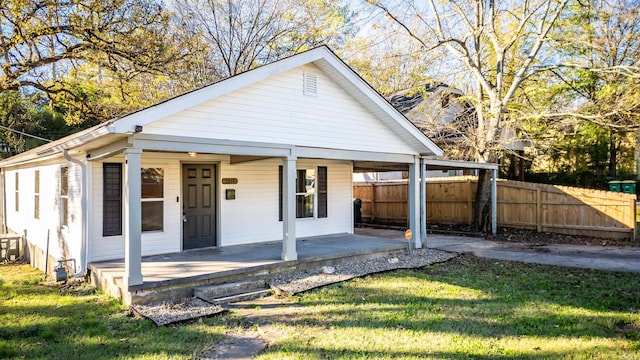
[88, 232, 409, 305]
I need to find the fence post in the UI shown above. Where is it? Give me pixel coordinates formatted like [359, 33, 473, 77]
[370, 183, 376, 222]
[536, 187, 542, 232]
[630, 198, 636, 241]
[467, 177, 473, 225]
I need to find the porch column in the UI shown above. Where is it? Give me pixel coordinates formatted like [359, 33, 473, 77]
[420, 158, 427, 247]
[282, 156, 297, 261]
[124, 148, 143, 287]
[491, 168, 498, 235]
[408, 156, 421, 248]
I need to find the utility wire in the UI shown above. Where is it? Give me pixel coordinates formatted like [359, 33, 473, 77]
[0, 124, 52, 143]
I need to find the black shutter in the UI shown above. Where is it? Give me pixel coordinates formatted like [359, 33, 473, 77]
[278, 165, 283, 221]
[317, 166, 327, 218]
[296, 169, 306, 218]
[103, 163, 123, 236]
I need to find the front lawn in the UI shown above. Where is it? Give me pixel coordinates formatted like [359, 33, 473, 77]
[2, 255, 639, 359]
[256, 255, 640, 359]
[0, 264, 227, 359]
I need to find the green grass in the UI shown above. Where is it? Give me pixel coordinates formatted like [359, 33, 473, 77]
[3, 256, 640, 359]
[0, 264, 228, 359]
[256, 255, 640, 359]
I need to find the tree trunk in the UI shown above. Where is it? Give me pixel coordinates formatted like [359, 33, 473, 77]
[518, 150, 525, 181]
[473, 169, 492, 232]
[508, 153, 516, 180]
[636, 129, 640, 181]
[608, 130, 618, 177]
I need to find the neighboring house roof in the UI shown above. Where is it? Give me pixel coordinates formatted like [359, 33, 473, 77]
[388, 83, 473, 141]
[0, 46, 443, 167]
[388, 84, 531, 152]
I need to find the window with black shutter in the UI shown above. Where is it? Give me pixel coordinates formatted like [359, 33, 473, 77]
[103, 163, 122, 236]
[278, 165, 327, 220]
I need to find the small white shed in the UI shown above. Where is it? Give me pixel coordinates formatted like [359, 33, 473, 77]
[0, 46, 443, 287]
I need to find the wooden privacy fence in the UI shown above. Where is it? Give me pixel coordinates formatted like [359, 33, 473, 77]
[353, 176, 637, 240]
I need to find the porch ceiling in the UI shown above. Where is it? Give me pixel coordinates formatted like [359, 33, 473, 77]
[353, 161, 410, 172]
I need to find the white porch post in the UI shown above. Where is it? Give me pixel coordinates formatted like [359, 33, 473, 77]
[408, 156, 421, 248]
[491, 168, 498, 235]
[420, 158, 427, 248]
[124, 148, 143, 287]
[282, 156, 297, 261]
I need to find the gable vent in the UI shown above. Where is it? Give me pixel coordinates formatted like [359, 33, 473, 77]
[303, 72, 317, 96]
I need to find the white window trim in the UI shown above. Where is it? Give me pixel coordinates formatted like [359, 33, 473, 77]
[34, 170, 40, 219]
[60, 166, 69, 227]
[141, 166, 165, 233]
[296, 168, 317, 219]
[14, 172, 19, 212]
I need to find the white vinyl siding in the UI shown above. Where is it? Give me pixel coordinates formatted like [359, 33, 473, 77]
[90, 156, 181, 262]
[220, 158, 352, 246]
[143, 64, 416, 155]
[89, 154, 352, 261]
[3, 163, 83, 269]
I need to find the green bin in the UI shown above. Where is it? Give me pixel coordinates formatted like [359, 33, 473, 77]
[609, 180, 622, 192]
[621, 180, 636, 194]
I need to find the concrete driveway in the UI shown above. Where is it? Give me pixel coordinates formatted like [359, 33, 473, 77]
[354, 227, 640, 273]
[427, 235, 640, 273]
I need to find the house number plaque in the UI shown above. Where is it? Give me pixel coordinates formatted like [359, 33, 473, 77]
[221, 178, 238, 184]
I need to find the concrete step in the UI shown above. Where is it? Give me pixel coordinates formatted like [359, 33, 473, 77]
[194, 279, 266, 299]
[198, 289, 274, 305]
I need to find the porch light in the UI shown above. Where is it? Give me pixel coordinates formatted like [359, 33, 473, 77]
[188, 152, 197, 157]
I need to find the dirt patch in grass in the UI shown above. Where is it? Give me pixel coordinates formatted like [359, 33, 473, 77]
[616, 322, 640, 341]
[429, 223, 638, 247]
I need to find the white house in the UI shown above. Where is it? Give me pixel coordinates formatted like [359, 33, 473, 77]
[0, 47, 444, 288]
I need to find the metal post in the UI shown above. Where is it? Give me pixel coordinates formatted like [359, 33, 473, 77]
[491, 168, 498, 235]
[420, 158, 427, 248]
[408, 156, 421, 248]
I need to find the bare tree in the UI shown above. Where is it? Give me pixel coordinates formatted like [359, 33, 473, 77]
[175, 0, 353, 79]
[370, 0, 570, 230]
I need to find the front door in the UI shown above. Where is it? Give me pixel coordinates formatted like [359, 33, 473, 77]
[182, 164, 216, 250]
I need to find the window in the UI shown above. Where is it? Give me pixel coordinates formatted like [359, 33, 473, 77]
[279, 166, 327, 220]
[141, 168, 163, 232]
[34, 170, 40, 219]
[103, 163, 122, 236]
[60, 167, 69, 226]
[296, 169, 315, 218]
[441, 94, 451, 108]
[14, 172, 18, 212]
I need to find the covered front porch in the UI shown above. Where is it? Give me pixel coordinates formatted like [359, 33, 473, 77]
[88, 233, 409, 305]
[92, 132, 430, 291]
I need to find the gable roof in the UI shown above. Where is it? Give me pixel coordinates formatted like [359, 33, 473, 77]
[0, 46, 443, 167]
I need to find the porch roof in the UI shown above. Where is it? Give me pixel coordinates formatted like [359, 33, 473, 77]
[353, 157, 499, 172]
[0, 46, 444, 169]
